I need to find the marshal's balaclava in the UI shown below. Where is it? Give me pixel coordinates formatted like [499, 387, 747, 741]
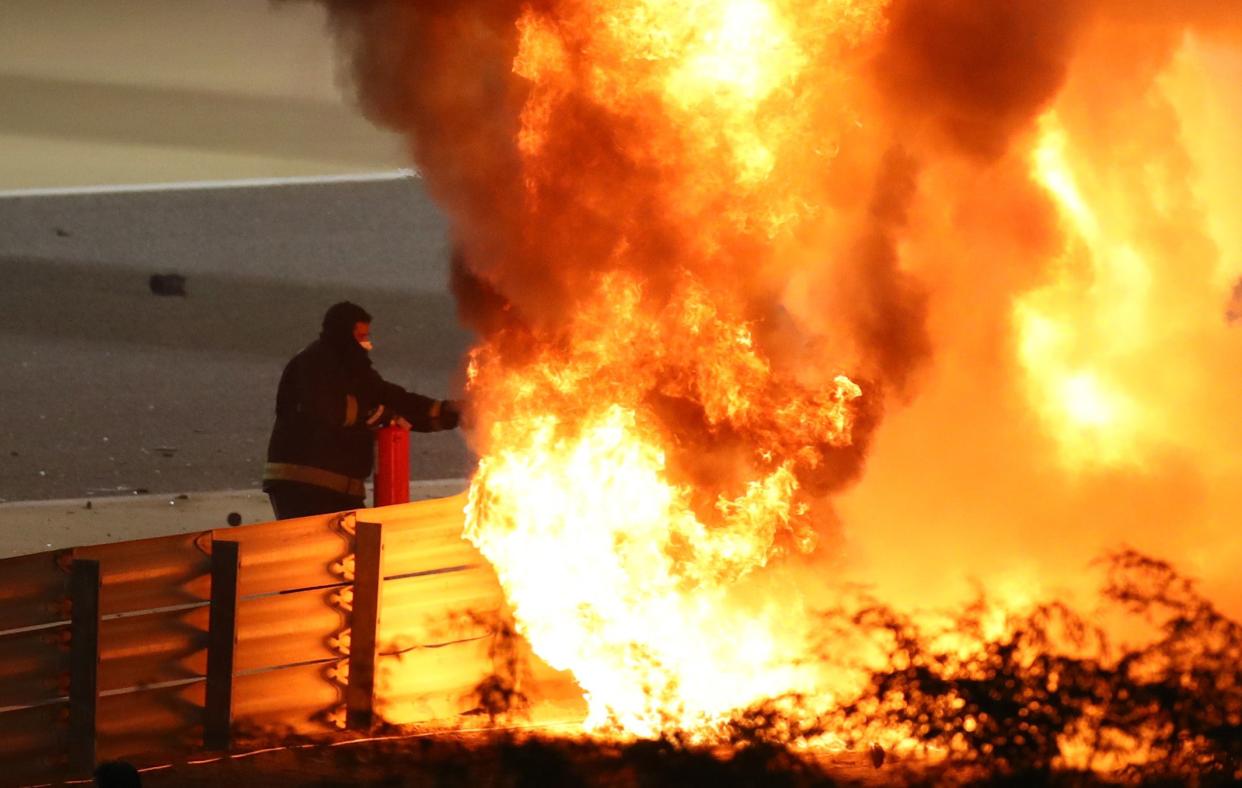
[320, 301, 374, 368]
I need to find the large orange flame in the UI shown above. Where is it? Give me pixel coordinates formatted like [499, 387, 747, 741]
[454, 0, 884, 735]
[464, 271, 861, 732]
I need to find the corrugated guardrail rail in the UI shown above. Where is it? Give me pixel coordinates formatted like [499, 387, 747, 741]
[0, 494, 581, 784]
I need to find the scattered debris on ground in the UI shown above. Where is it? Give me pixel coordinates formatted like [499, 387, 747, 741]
[148, 273, 187, 296]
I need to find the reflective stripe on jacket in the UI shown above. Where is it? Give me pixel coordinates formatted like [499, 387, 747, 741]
[263, 462, 366, 498]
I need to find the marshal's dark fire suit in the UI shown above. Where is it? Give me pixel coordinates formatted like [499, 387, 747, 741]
[262, 307, 457, 519]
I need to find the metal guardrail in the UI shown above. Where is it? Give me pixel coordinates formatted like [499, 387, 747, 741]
[0, 493, 509, 784]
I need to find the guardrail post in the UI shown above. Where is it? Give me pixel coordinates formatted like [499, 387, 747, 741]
[347, 521, 384, 730]
[69, 558, 101, 776]
[374, 425, 409, 507]
[205, 540, 240, 750]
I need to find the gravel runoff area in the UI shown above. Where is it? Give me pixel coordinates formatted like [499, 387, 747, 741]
[0, 177, 477, 510]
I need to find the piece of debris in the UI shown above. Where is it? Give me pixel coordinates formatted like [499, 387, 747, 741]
[85, 500, 92, 510]
[176, 493, 189, 500]
[869, 743, 885, 769]
[152, 447, 177, 458]
[54, 227, 71, 237]
[148, 273, 187, 297]
[226, 512, 242, 527]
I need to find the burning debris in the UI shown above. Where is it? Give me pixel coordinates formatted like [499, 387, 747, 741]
[290, 0, 1242, 775]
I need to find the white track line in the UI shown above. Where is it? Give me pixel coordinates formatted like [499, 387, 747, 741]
[0, 168, 419, 199]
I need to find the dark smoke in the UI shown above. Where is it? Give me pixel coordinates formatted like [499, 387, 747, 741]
[833, 145, 929, 400]
[872, 0, 1089, 158]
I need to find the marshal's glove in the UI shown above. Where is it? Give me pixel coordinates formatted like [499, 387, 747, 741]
[439, 399, 464, 430]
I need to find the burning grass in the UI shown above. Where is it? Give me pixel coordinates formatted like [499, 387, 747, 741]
[809, 549, 1242, 782]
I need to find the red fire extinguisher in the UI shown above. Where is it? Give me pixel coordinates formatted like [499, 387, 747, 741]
[373, 424, 410, 507]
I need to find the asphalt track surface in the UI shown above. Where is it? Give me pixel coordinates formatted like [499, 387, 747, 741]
[0, 177, 476, 502]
